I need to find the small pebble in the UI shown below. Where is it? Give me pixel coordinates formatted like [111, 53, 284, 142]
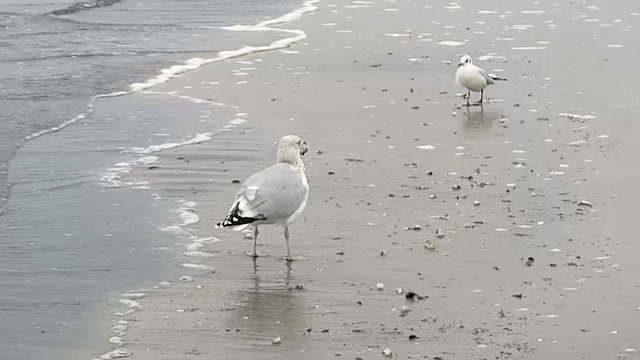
[405, 290, 427, 300]
[424, 241, 436, 251]
[578, 200, 592, 207]
[383, 348, 392, 356]
[377, 282, 385, 290]
[473, 200, 480, 206]
[272, 336, 281, 345]
[525, 257, 535, 267]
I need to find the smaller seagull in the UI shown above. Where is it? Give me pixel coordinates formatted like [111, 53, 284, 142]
[455, 55, 507, 106]
[215, 135, 309, 261]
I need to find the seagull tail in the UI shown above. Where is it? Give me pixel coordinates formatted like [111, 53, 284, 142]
[215, 203, 265, 229]
[490, 75, 507, 81]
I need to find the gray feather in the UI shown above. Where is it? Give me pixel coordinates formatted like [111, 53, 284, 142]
[478, 69, 497, 85]
[230, 163, 307, 224]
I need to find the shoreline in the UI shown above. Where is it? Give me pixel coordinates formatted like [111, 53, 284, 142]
[0, 1, 321, 359]
[19, 0, 320, 146]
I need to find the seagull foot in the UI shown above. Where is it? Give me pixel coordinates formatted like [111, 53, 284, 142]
[284, 255, 308, 262]
[245, 251, 268, 258]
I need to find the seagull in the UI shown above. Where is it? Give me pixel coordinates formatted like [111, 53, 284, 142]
[215, 135, 309, 261]
[455, 55, 507, 106]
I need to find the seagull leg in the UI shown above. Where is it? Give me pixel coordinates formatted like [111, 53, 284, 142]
[284, 227, 292, 261]
[253, 226, 259, 257]
[466, 90, 471, 107]
[245, 226, 259, 258]
[473, 90, 484, 106]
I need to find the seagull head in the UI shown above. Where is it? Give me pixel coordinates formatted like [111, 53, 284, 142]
[277, 135, 308, 165]
[458, 55, 472, 67]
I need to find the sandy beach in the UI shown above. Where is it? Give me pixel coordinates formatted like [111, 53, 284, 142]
[4, 0, 640, 359]
[94, 0, 640, 359]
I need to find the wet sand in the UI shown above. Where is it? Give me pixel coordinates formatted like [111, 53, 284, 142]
[66, 0, 640, 359]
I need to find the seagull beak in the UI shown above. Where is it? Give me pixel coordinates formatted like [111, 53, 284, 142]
[458, 62, 464, 67]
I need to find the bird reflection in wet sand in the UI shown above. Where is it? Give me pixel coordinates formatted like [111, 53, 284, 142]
[460, 108, 503, 139]
[225, 258, 308, 354]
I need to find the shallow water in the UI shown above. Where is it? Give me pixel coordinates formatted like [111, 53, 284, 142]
[0, 0, 298, 205]
[0, 0, 304, 359]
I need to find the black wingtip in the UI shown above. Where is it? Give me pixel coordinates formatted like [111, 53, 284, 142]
[215, 203, 265, 228]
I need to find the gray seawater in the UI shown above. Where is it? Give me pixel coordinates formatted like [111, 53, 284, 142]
[0, 0, 300, 359]
[0, 0, 296, 205]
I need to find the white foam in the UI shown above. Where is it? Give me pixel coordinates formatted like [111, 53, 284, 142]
[129, 0, 319, 92]
[417, 145, 436, 150]
[230, 118, 247, 125]
[143, 91, 230, 107]
[120, 292, 145, 299]
[25, 91, 128, 142]
[437, 40, 465, 46]
[94, 348, 132, 360]
[184, 251, 215, 258]
[182, 263, 213, 270]
[512, 47, 546, 50]
[111, 324, 128, 336]
[129, 132, 214, 154]
[118, 299, 142, 308]
[134, 156, 159, 165]
[108, 337, 125, 346]
[558, 113, 596, 120]
[478, 54, 506, 61]
[177, 201, 199, 227]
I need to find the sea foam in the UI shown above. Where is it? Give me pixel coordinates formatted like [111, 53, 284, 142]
[129, 0, 319, 92]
